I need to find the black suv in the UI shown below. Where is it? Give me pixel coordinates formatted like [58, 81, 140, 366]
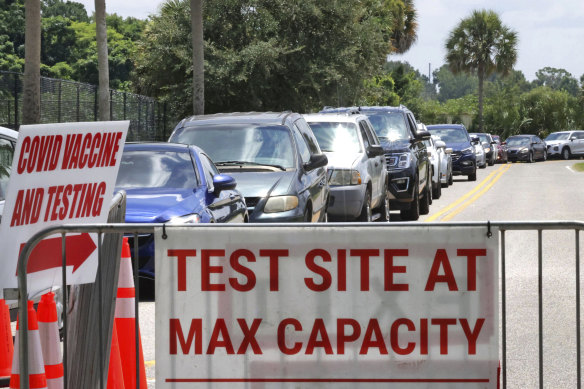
[321, 106, 431, 221]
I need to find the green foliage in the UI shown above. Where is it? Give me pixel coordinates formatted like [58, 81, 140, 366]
[41, 0, 89, 22]
[359, 73, 400, 106]
[432, 64, 477, 102]
[516, 86, 576, 138]
[0, 0, 25, 72]
[533, 67, 580, 97]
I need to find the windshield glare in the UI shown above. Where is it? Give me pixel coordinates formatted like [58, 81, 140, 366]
[545, 133, 570, 141]
[364, 112, 409, 141]
[427, 128, 469, 143]
[116, 150, 197, 189]
[309, 122, 362, 153]
[506, 137, 531, 147]
[173, 124, 295, 169]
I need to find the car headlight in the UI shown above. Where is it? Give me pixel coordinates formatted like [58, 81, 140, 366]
[389, 153, 411, 169]
[264, 195, 299, 213]
[168, 213, 201, 224]
[329, 169, 361, 185]
[485, 147, 491, 153]
[461, 147, 474, 154]
[519, 148, 528, 153]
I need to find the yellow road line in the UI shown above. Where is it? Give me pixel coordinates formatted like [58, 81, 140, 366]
[441, 163, 511, 221]
[425, 164, 507, 222]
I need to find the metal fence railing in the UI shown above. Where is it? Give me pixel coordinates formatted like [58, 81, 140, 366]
[12, 221, 584, 389]
[0, 71, 173, 141]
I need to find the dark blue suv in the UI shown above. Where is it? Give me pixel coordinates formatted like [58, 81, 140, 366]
[426, 124, 477, 181]
[321, 106, 431, 221]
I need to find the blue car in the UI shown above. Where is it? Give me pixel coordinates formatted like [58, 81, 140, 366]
[115, 143, 247, 279]
[426, 124, 477, 181]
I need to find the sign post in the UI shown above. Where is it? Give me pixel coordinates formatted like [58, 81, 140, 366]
[155, 225, 499, 388]
[0, 121, 128, 298]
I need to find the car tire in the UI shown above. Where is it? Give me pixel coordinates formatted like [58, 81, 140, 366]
[562, 147, 571, 160]
[528, 151, 534, 163]
[432, 180, 442, 199]
[358, 190, 372, 222]
[542, 150, 547, 161]
[380, 187, 391, 222]
[400, 180, 420, 221]
[419, 181, 430, 215]
[448, 171, 453, 186]
[468, 171, 477, 181]
[303, 206, 311, 222]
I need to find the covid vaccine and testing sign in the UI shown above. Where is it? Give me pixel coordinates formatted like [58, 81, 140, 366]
[0, 121, 128, 298]
[156, 225, 499, 388]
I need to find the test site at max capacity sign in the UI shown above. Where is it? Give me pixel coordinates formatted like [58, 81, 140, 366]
[155, 225, 498, 388]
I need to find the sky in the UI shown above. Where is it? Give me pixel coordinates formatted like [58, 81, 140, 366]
[77, 0, 584, 82]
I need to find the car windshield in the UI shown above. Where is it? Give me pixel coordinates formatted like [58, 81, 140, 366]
[0, 138, 15, 202]
[308, 122, 361, 153]
[363, 112, 409, 141]
[545, 133, 570, 141]
[116, 150, 197, 189]
[172, 124, 295, 169]
[472, 134, 489, 143]
[506, 137, 531, 147]
[427, 127, 469, 143]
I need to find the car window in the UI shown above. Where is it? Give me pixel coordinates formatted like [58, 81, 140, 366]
[309, 122, 362, 153]
[546, 132, 570, 141]
[295, 119, 321, 155]
[360, 120, 379, 146]
[506, 137, 531, 147]
[427, 127, 469, 143]
[116, 150, 198, 189]
[363, 111, 409, 141]
[405, 114, 418, 138]
[0, 137, 16, 201]
[576, 132, 584, 140]
[292, 126, 311, 163]
[359, 123, 371, 150]
[199, 153, 218, 191]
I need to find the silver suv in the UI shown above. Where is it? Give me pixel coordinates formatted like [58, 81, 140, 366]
[545, 130, 584, 160]
[304, 113, 389, 222]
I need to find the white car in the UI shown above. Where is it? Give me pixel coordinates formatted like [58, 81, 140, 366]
[432, 135, 453, 188]
[471, 135, 487, 169]
[420, 124, 442, 200]
[0, 126, 18, 220]
[305, 113, 389, 222]
[544, 130, 584, 160]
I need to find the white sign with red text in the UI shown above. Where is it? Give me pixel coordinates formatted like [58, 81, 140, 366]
[0, 121, 128, 298]
[155, 225, 499, 388]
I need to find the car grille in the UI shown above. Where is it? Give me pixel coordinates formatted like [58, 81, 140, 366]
[451, 152, 461, 162]
[245, 197, 261, 210]
[509, 150, 517, 154]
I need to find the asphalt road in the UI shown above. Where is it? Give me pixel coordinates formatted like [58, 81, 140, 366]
[138, 158, 584, 388]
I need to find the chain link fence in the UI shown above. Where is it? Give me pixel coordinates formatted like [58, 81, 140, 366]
[0, 71, 174, 141]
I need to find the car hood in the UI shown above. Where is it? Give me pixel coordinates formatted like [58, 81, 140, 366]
[545, 140, 565, 146]
[446, 142, 472, 152]
[224, 171, 295, 198]
[507, 146, 529, 151]
[122, 188, 206, 223]
[324, 152, 362, 169]
[379, 138, 410, 153]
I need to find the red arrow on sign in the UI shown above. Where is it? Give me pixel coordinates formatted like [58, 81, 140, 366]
[18, 233, 97, 275]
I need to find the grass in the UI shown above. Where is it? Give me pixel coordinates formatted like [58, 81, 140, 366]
[573, 163, 584, 172]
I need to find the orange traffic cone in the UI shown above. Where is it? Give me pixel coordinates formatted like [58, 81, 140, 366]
[37, 292, 63, 389]
[9, 300, 47, 389]
[107, 322, 125, 389]
[115, 238, 147, 389]
[0, 299, 13, 379]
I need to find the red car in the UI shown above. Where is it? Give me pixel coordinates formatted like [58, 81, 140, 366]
[492, 135, 508, 163]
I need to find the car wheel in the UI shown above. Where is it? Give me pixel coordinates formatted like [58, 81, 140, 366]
[380, 188, 391, 222]
[528, 151, 534, 163]
[488, 157, 494, 166]
[468, 171, 477, 181]
[303, 206, 311, 222]
[358, 189, 372, 222]
[448, 171, 453, 186]
[432, 180, 442, 199]
[400, 180, 420, 221]
[419, 181, 430, 215]
[562, 147, 571, 160]
[542, 150, 547, 161]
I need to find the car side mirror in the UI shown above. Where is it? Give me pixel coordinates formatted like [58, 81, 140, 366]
[304, 154, 328, 171]
[367, 144, 385, 158]
[213, 174, 236, 195]
[570, 136, 577, 141]
[445, 148, 453, 154]
[471, 136, 480, 144]
[434, 140, 446, 149]
[415, 130, 432, 140]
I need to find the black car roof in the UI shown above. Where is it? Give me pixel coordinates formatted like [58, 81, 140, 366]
[179, 112, 296, 127]
[426, 124, 466, 129]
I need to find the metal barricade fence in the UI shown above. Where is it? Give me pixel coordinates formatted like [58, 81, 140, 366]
[13, 221, 584, 389]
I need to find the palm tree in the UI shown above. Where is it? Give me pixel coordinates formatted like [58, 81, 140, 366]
[23, 0, 41, 125]
[191, 0, 204, 115]
[95, 0, 110, 121]
[391, 0, 418, 54]
[445, 9, 517, 131]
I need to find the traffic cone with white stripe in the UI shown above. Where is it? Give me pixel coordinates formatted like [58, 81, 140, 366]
[37, 292, 63, 389]
[9, 300, 47, 389]
[107, 322, 125, 389]
[0, 299, 13, 380]
[115, 238, 147, 389]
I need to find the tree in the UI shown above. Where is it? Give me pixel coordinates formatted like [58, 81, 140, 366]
[390, 0, 417, 53]
[432, 64, 477, 102]
[445, 9, 517, 131]
[23, 0, 41, 124]
[190, 0, 203, 114]
[95, 0, 109, 121]
[533, 67, 579, 97]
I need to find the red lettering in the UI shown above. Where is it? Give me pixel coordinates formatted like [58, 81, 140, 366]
[236, 318, 262, 354]
[99, 132, 115, 167]
[360, 319, 388, 355]
[59, 185, 72, 220]
[384, 249, 409, 291]
[109, 132, 123, 166]
[169, 318, 202, 354]
[337, 318, 361, 354]
[10, 190, 23, 226]
[259, 249, 288, 291]
[17, 136, 30, 174]
[201, 249, 225, 291]
[69, 184, 84, 218]
[27, 136, 40, 173]
[229, 249, 256, 291]
[304, 249, 332, 291]
[277, 318, 302, 355]
[88, 133, 101, 168]
[167, 249, 197, 291]
[337, 249, 347, 291]
[207, 319, 234, 354]
[457, 249, 487, 291]
[425, 249, 458, 291]
[44, 186, 57, 222]
[431, 318, 457, 354]
[350, 249, 379, 291]
[390, 318, 415, 355]
[50, 185, 64, 221]
[306, 319, 333, 354]
[460, 318, 485, 354]
[420, 318, 428, 355]
[91, 182, 106, 216]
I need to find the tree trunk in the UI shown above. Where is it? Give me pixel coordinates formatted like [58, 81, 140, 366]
[95, 0, 110, 121]
[23, 0, 41, 125]
[478, 64, 484, 132]
[191, 0, 204, 115]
